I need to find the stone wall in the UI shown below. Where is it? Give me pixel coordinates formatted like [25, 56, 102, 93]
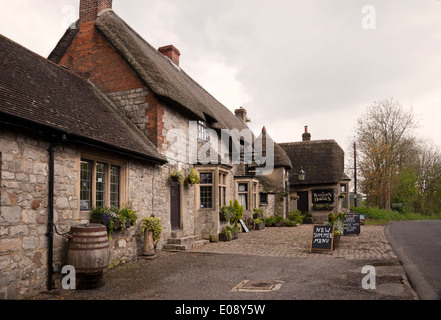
[0, 126, 177, 298]
[0, 128, 51, 299]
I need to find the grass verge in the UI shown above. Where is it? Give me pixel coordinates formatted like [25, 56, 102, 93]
[350, 206, 441, 225]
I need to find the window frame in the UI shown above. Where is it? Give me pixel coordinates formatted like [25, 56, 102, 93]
[77, 153, 127, 219]
[199, 172, 213, 209]
[198, 121, 209, 142]
[235, 179, 259, 211]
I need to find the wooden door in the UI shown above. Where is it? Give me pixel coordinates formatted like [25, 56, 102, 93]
[297, 191, 309, 214]
[170, 180, 181, 230]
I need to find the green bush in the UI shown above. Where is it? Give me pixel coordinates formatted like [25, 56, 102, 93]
[284, 219, 297, 227]
[350, 206, 441, 224]
[265, 216, 275, 227]
[288, 210, 303, 224]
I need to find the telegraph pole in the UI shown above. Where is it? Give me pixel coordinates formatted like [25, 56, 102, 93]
[354, 142, 358, 207]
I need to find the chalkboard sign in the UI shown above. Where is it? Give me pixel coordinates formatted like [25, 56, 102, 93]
[310, 225, 334, 253]
[343, 214, 361, 235]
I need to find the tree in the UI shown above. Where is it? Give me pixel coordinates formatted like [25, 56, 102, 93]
[354, 98, 418, 210]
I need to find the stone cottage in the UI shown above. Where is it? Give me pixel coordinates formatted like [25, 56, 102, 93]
[0, 0, 292, 298]
[280, 127, 351, 223]
[0, 33, 168, 298]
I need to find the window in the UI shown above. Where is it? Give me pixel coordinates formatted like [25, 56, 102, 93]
[80, 160, 93, 210]
[110, 165, 121, 207]
[198, 121, 209, 142]
[260, 193, 268, 205]
[200, 172, 213, 208]
[95, 163, 107, 208]
[219, 172, 228, 207]
[80, 158, 122, 210]
[238, 183, 248, 210]
[252, 182, 258, 209]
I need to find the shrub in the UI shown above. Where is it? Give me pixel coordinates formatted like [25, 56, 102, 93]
[265, 216, 275, 227]
[284, 219, 297, 227]
[253, 208, 264, 219]
[288, 210, 303, 224]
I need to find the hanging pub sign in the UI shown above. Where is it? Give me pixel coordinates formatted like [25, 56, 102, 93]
[312, 189, 334, 204]
[310, 225, 334, 253]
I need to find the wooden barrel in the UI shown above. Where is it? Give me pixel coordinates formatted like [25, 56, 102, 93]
[67, 224, 110, 290]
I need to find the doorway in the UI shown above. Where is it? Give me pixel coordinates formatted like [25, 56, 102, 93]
[297, 191, 309, 214]
[170, 180, 181, 230]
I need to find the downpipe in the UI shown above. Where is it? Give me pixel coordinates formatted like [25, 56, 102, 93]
[47, 143, 56, 291]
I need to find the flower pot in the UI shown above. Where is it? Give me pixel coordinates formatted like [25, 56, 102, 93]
[255, 223, 265, 230]
[219, 233, 232, 242]
[333, 234, 341, 249]
[142, 230, 156, 256]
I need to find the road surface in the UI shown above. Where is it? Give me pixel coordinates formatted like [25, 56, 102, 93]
[386, 220, 441, 300]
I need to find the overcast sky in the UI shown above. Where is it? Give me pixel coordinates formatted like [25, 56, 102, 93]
[1, 0, 441, 157]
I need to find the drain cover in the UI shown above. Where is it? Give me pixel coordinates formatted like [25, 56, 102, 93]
[231, 280, 284, 292]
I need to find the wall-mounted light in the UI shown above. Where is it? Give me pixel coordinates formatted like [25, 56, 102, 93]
[291, 167, 306, 181]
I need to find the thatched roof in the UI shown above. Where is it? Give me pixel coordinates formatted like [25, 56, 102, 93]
[48, 9, 250, 133]
[279, 140, 345, 186]
[256, 127, 292, 169]
[0, 34, 166, 164]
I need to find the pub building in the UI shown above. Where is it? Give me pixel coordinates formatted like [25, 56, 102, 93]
[280, 127, 351, 223]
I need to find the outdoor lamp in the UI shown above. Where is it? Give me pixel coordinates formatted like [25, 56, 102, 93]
[298, 167, 306, 181]
[290, 167, 306, 181]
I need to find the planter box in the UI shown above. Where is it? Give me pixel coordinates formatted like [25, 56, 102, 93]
[219, 233, 232, 242]
[255, 223, 265, 230]
[333, 234, 341, 249]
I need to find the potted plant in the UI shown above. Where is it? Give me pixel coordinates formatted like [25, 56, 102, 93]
[254, 218, 265, 230]
[333, 220, 344, 249]
[117, 204, 138, 229]
[139, 216, 162, 257]
[170, 169, 184, 184]
[327, 212, 344, 249]
[230, 200, 243, 228]
[183, 168, 201, 187]
[219, 226, 232, 242]
[252, 208, 264, 219]
[219, 204, 234, 222]
[91, 206, 138, 240]
[313, 203, 334, 211]
[231, 225, 240, 239]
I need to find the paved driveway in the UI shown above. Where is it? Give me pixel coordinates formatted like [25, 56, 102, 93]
[34, 224, 418, 301]
[192, 225, 398, 260]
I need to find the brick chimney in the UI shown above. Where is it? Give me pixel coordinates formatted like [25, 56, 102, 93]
[80, 0, 113, 25]
[235, 107, 248, 123]
[158, 45, 181, 66]
[302, 126, 311, 141]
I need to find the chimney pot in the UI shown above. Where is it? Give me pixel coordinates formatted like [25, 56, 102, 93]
[234, 107, 248, 123]
[158, 45, 181, 66]
[302, 126, 311, 141]
[79, 0, 113, 25]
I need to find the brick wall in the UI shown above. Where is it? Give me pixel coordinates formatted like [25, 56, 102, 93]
[58, 23, 144, 94]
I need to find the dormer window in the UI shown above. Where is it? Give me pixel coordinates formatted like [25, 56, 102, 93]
[198, 121, 209, 142]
